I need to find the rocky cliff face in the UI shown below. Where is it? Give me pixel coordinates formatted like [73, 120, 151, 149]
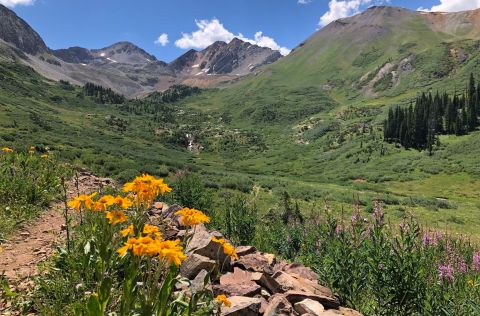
[0, 4, 48, 55]
[171, 38, 282, 76]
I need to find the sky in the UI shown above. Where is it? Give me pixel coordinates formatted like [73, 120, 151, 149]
[3, 0, 480, 62]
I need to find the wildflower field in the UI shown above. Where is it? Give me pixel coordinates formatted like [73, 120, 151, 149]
[0, 148, 478, 315]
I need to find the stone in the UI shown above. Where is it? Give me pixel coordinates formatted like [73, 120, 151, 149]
[220, 296, 263, 316]
[264, 253, 276, 266]
[274, 262, 319, 282]
[273, 271, 334, 298]
[251, 272, 282, 294]
[190, 269, 211, 293]
[339, 307, 363, 316]
[263, 294, 295, 316]
[180, 253, 215, 280]
[320, 310, 342, 315]
[235, 252, 273, 274]
[283, 290, 340, 310]
[294, 299, 325, 315]
[213, 282, 261, 297]
[236, 246, 256, 257]
[220, 268, 252, 285]
[186, 224, 230, 266]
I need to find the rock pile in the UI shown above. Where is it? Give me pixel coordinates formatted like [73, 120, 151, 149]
[150, 203, 362, 316]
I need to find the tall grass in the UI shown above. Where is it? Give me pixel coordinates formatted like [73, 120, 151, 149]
[0, 148, 67, 239]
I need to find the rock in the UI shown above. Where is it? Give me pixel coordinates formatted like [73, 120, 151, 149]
[294, 299, 325, 315]
[180, 253, 215, 279]
[273, 271, 334, 298]
[20, 232, 30, 237]
[235, 252, 273, 275]
[263, 294, 295, 316]
[251, 272, 282, 294]
[320, 310, 342, 315]
[283, 290, 340, 310]
[190, 269, 211, 293]
[264, 253, 276, 266]
[186, 224, 230, 266]
[213, 282, 261, 297]
[274, 262, 319, 282]
[220, 296, 263, 316]
[339, 307, 363, 316]
[236, 246, 256, 257]
[220, 268, 252, 285]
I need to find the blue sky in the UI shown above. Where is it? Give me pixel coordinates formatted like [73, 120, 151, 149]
[3, 0, 480, 62]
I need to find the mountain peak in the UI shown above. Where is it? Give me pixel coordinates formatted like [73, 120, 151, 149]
[0, 3, 49, 55]
[91, 41, 158, 64]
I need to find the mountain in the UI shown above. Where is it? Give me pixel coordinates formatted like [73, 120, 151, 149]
[0, 4, 48, 55]
[0, 4, 283, 97]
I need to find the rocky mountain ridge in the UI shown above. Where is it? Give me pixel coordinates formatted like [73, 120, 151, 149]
[0, 4, 282, 97]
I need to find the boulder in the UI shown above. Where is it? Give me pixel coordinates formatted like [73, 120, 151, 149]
[235, 252, 274, 274]
[236, 246, 257, 257]
[213, 282, 261, 297]
[339, 307, 363, 316]
[190, 269, 211, 293]
[263, 294, 295, 316]
[283, 290, 340, 310]
[251, 272, 282, 294]
[274, 262, 319, 282]
[180, 253, 215, 279]
[294, 299, 325, 315]
[320, 310, 342, 315]
[186, 224, 230, 266]
[273, 271, 334, 298]
[220, 296, 263, 316]
[217, 268, 261, 297]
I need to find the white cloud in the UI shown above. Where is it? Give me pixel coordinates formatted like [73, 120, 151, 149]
[175, 18, 291, 55]
[154, 33, 169, 46]
[319, 0, 372, 27]
[298, 0, 312, 4]
[419, 0, 480, 12]
[0, 0, 34, 7]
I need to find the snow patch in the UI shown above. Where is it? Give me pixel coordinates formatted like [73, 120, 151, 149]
[100, 53, 106, 57]
[191, 64, 200, 68]
[106, 57, 118, 63]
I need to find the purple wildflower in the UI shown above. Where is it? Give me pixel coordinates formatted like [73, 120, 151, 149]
[473, 252, 480, 272]
[372, 200, 385, 226]
[438, 264, 455, 283]
[458, 259, 467, 274]
[378, 263, 385, 270]
[422, 232, 430, 246]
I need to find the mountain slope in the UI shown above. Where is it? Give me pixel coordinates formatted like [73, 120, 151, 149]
[0, 4, 283, 96]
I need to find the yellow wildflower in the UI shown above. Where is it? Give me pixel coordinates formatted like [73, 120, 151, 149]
[105, 210, 127, 225]
[215, 294, 232, 307]
[123, 174, 171, 206]
[211, 237, 239, 260]
[2, 147, 13, 153]
[92, 195, 115, 211]
[40, 154, 49, 158]
[67, 192, 97, 211]
[468, 279, 474, 286]
[113, 195, 133, 209]
[120, 224, 135, 237]
[143, 223, 160, 236]
[157, 239, 187, 266]
[175, 208, 210, 226]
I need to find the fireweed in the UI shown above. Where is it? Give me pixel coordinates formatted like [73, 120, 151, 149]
[256, 198, 480, 315]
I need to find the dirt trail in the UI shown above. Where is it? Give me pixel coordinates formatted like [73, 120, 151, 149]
[0, 172, 114, 283]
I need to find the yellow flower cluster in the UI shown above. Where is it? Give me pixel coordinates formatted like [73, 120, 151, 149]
[2, 147, 13, 153]
[215, 294, 232, 307]
[123, 174, 172, 206]
[211, 237, 239, 260]
[118, 223, 186, 266]
[175, 208, 210, 226]
[68, 193, 132, 225]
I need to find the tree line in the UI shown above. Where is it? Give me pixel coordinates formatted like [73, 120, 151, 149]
[83, 82, 125, 104]
[384, 73, 479, 152]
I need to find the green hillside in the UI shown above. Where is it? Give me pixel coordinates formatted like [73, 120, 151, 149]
[2, 6, 480, 238]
